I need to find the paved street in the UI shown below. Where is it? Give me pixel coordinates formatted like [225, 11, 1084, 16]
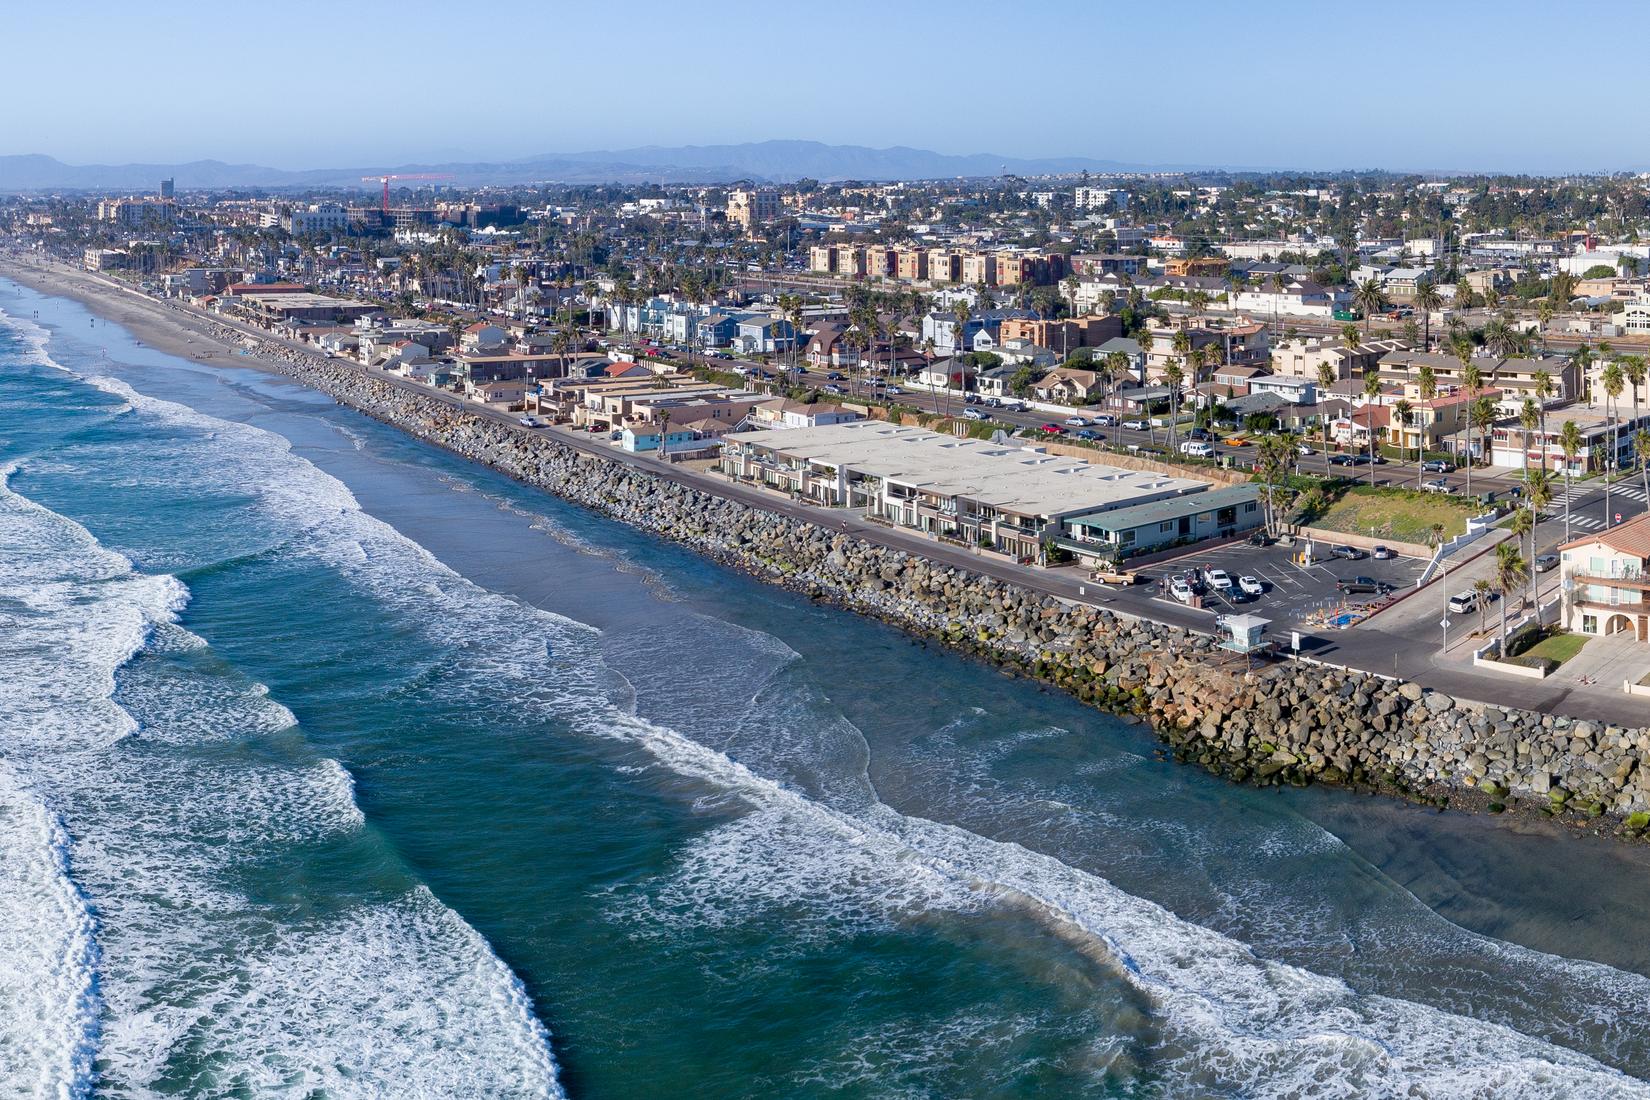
[24, 257, 1650, 723]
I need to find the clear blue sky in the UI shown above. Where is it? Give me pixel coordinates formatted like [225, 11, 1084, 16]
[10, 0, 1647, 172]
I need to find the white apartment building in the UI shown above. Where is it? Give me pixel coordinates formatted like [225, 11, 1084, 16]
[288, 203, 350, 235]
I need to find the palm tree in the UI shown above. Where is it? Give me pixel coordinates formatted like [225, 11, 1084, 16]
[1459, 353, 1482, 476]
[1518, 398, 1539, 476]
[1469, 395, 1498, 494]
[1104, 351, 1131, 447]
[1549, 270, 1578, 310]
[1507, 507, 1535, 611]
[552, 327, 572, 377]
[1604, 361, 1625, 527]
[1164, 357, 1185, 454]
[1187, 346, 1207, 418]
[1559, 420, 1583, 543]
[1521, 469, 1553, 612]
[1413, 281, 1443, 349]
[656, 408, 672, 462]
[1622, 354, 1647, 442]
[1393, 399, 1413, 474]
[950, 298, 971, 360]
[1415, 364, 1438, 484]
[1571, 342, 1594, 408]
[1473, 577, 1494, 637]
[1317, 361, 1336, 449]
[1483, 316, 1524, 359]
[1171, 327, 1192, 367]
[1353, 276, 1387, 339]
[1493, 541, 1528, 656]
[1362, 371, 1383, 486]
[1532, 369, 1554, 473]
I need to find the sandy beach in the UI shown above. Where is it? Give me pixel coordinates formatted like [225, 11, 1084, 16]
[0, 252, 274, 375]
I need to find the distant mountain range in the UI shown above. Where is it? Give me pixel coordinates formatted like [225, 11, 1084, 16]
[0, 141, 1192, 192]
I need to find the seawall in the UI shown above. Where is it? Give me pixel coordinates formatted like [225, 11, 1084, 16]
[195, 321, 1650, 839]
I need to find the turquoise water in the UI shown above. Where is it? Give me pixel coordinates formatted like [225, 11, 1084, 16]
[5, 280, 1650, 1098]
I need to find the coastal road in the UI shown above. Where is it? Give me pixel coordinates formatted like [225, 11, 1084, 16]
[13, 253, 1642, 720]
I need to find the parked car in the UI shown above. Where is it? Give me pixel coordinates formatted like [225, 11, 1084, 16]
[517, 415, 543, 428]
[962, 407, 986, 421]
[1168, 570, 1204, 593]
[823, 384, 845, 395]
[983, 396, 1002, 407]
[1372, 545, 1395, 560]
[1421, 479, 1453, 494]
[1238, 575, 1265, 597]
[1065, 415, 1091, 427]
[1296, 444, 1316, 455]
[1204, 568, 1235, 592]
[1534, 553, 1560, 573]
[1039, 423, 1068, 434]
[1074, 429, 1100, 440]
[1328, 454, 1355, 467]
[1331, 545, 1366, 560]
[1170, 579, 1196, 603]
[1180, 440, 1216, 457]
[1419, 459, 1454, 473]
[1188, 427, 1213, 442]
[1337, 576, 1392, 595]
[885, 386, 905, 396]
[826, 371, 844, 381]
[1121, 418, 1150, 431]
[1094, 414, 1118, 427]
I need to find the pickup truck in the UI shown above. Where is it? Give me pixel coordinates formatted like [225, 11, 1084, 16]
[1088, 568, 1139, 587]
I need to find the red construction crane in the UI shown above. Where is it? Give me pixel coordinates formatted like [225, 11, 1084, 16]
[361, 173, 454, 213]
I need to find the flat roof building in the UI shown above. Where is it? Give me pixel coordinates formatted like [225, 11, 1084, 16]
[1056, 485, 1262, 561]
[720, 420, 1213, 560]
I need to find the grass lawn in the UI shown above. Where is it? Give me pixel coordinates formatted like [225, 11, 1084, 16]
[1312, 486, 1480, 543]
[1519, 633, 1588, 667]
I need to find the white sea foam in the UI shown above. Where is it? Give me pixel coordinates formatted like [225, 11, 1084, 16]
[0, 765, 99, 1100]
[0, 344, 568, 1098]
[26, 314, 1650, 1094]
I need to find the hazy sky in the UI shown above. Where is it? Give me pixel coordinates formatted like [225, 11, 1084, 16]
[9, 0, 1648, 173]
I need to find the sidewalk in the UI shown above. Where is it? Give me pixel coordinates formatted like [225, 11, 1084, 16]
[14, 256, 1645, 724]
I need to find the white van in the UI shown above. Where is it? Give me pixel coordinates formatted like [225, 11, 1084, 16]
[1180, 441, 1215, 458]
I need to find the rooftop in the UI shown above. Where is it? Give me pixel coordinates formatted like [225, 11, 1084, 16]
[1065, 485, 1260, 532]
[723, 420, 1211, 519]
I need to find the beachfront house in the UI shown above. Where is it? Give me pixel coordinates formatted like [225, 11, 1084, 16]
[1560, 514, 1650, 641]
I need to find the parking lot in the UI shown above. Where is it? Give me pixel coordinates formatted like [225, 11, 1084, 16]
[1136, 539, 1429, 630]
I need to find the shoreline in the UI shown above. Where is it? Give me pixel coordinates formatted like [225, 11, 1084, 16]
[6, 254, 1650, 844]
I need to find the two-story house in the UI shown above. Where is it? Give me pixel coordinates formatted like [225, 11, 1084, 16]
[1561, 514, 1650, 641]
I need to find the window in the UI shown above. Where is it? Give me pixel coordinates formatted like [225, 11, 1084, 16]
[1160, 521, 1174, 533]
[1583, 614, 1598, 634]
[1243, 502, 1257, 513]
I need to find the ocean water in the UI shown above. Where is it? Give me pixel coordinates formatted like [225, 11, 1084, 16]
[4, 280, 1650, 1099]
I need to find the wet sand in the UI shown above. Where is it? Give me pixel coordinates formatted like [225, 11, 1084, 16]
[0, 253, 271, 375]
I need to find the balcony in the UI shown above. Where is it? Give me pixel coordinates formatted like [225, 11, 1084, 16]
[1568, 571, 1650, 592]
